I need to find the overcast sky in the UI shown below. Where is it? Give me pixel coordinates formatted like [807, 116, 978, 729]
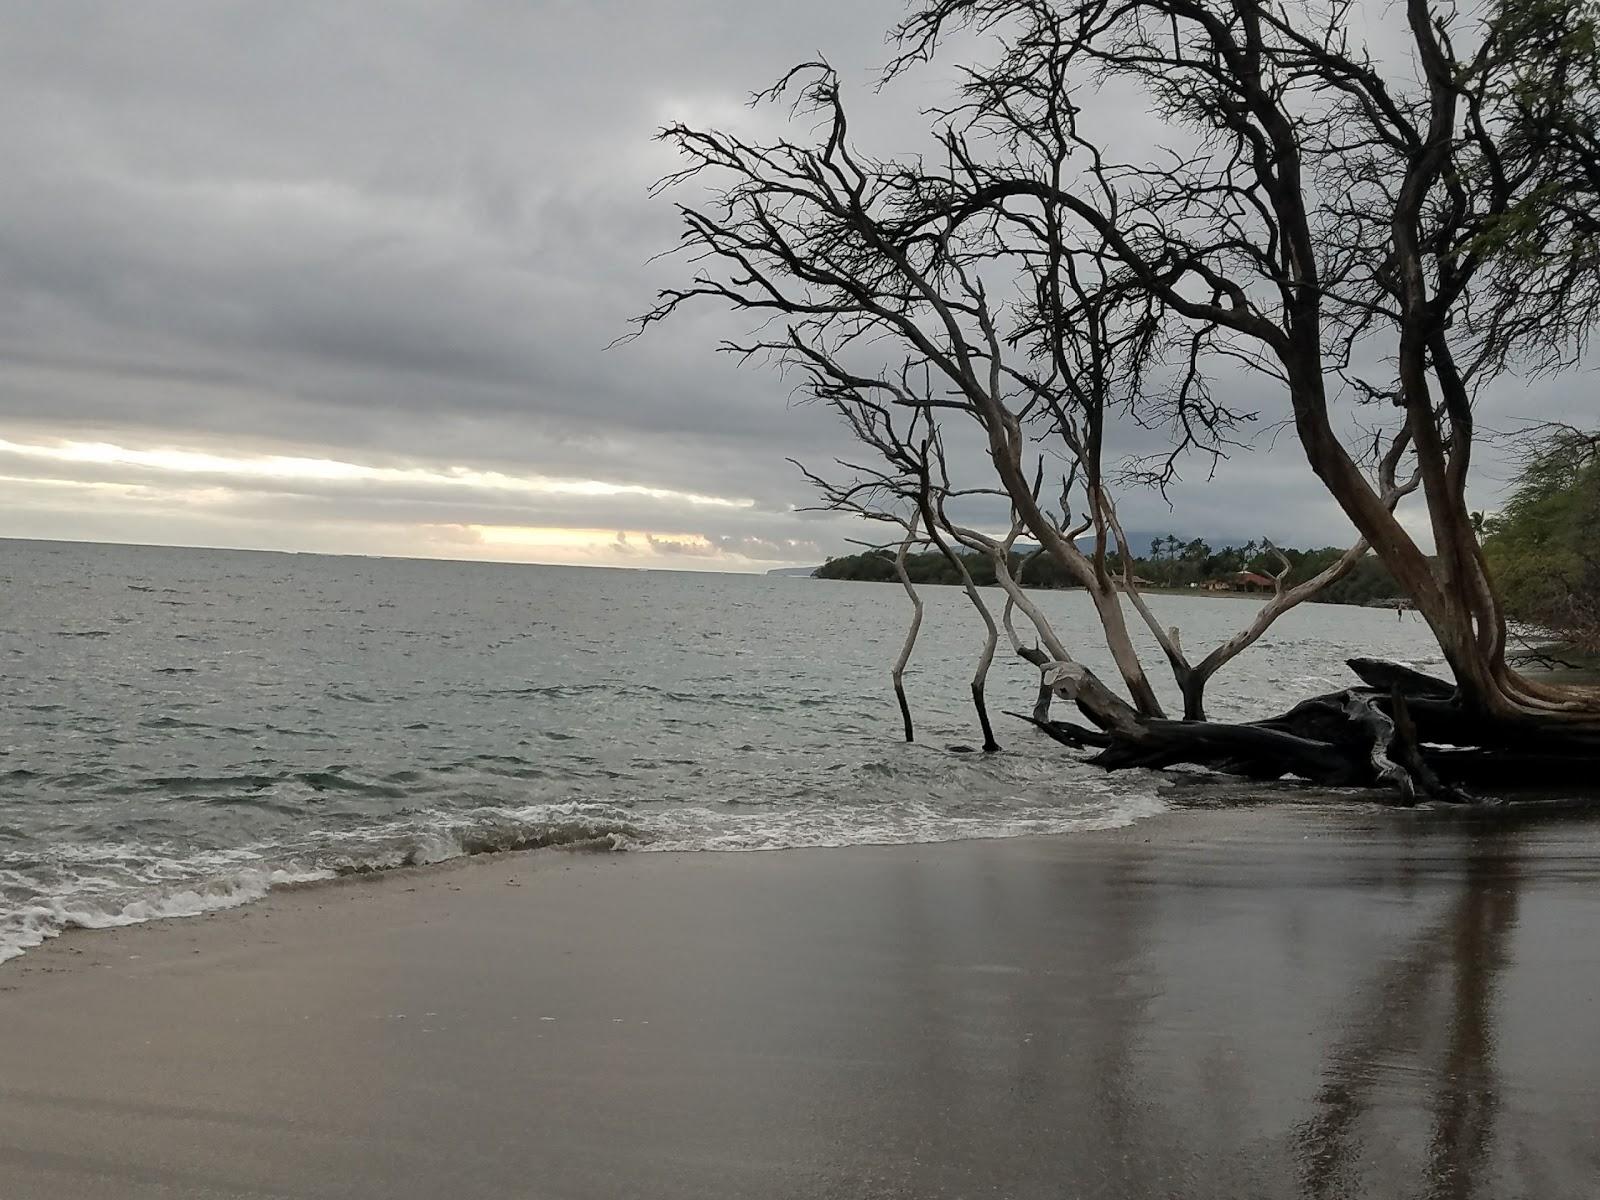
[0, 2, 1589, 571]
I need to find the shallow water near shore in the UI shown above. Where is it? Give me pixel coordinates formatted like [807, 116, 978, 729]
[1, 537, 1446, 960]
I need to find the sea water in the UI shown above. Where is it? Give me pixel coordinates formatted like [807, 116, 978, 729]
[0, 538, 1443, 960]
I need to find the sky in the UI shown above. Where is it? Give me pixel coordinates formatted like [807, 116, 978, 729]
[0, 1, 1590, 572]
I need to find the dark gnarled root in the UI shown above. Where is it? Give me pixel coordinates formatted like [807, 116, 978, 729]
[1015, 658, 1599, 805]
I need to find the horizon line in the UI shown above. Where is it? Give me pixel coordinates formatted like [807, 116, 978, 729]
[0, 533, 820, 577]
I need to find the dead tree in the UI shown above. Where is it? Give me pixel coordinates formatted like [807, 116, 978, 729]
[636, 0, 1600, 799]
[793, 401, 1007, 751]
[636, 63, 1391, 727]
[920, 513, 1003, 752]
[890, 0, 1600, 735]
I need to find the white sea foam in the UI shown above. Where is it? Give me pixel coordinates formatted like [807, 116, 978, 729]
[0, 865, 335, 964]
[504, 782, 1169, 853]
[0, 788, 1169, 963]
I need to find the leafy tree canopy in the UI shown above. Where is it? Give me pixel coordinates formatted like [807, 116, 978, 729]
[1484, 429, 1600, 650]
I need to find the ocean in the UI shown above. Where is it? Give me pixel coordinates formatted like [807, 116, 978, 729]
[1, 537, 1443, 961]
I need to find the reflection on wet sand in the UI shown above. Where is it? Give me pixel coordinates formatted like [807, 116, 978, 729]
[1295, 832, 1521, 1200]
[783, 810, 1598, 1199]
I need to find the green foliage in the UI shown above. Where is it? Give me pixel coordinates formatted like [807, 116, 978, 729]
[1290, 553, 1402, 607]
[1470, 0, 1600, 372]
[817, 548, 1012, 586]
[1483, 430, 1600, 649]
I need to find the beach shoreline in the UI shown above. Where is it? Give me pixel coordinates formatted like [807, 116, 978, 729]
[4, 802, 1599, 1198]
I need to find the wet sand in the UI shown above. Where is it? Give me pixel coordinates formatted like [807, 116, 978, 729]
[2, 803, 1599, 1199]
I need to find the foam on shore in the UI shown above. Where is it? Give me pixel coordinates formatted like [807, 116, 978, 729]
[1, 789, 1168, 963]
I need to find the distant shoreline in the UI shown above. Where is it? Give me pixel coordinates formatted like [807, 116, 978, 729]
[806, 574, 1391, 605]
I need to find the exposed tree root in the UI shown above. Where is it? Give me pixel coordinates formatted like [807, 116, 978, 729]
[1345, 658, 1457, 700]
[1016, 658, 1600, 805]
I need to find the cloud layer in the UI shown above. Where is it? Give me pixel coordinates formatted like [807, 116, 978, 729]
[0, 1, 1585, 568]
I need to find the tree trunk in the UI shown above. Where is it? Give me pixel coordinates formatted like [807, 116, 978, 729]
[1283, 369, 1600, 724]
[971, 681, 999, 754]
[891, 525, 924, 743]
[976, 413, 1168, 718]
[920, 501, 1001, 752]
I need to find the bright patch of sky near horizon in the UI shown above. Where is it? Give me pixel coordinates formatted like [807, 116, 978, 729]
[0, 1, 1588, 570]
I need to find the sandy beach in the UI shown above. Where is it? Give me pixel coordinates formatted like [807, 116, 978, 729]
[2, 802, 1598, 1199]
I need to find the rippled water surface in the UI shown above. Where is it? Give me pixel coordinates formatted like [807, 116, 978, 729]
[1, 538, 1443, 959]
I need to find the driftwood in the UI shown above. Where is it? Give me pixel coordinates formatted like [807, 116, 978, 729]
[1345, 658, 1457, 700]
[1015, 658, 1600, 805]
[1006, 711, 1113, 749]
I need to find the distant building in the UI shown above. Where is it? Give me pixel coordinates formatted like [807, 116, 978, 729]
[1233, 571, 1276, 592]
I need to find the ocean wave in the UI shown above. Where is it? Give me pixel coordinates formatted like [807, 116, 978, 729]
[328, 817, 644, 873]
[0, 865, 332, 965]
[0, 813, 647, 964]
[293, 771, 408, 798]
[632, 790, 1168, 853]
[0, 791, 1169, 965]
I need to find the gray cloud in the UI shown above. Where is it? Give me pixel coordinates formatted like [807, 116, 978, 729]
[0, 1, 1583, 567]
